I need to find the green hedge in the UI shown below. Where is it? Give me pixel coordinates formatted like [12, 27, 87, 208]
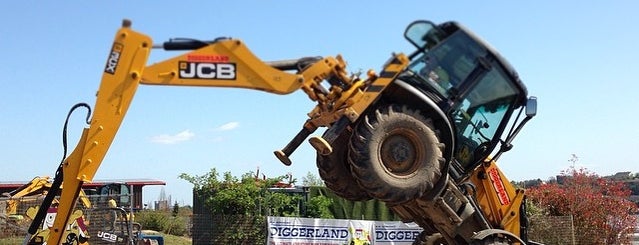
[309, 186, 399, 221]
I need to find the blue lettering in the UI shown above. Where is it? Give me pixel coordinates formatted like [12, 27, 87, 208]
[340, 229, 348, 238]
[268, 226, 352, 240]
[270, 227, 279, 236]
[375, 230, 421, 241]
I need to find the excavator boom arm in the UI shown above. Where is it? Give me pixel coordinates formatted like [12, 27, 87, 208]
[33, 19, 409, 245]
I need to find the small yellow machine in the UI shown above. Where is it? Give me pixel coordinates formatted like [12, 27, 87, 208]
[4, 177, 153, 245]
[3, 176, 91, 217]
[26, 19, 537, 244]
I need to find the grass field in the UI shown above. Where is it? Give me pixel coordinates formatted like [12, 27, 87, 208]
[162, 233, 192, 245]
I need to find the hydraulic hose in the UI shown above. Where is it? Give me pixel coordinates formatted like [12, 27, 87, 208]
[23, 103, 91, 244]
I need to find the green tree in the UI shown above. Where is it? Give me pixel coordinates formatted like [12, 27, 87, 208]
[178, 168, 221, 202]
[179, 168, 303, 216]
[302, 171, 324, 186]
[305, 195, 333, 219]
[172, 202, 179, 217]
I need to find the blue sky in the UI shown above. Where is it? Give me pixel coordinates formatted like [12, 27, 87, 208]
[1, 1, 638, 206]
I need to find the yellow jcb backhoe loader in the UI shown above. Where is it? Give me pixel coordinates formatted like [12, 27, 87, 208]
[26, 19, 538, 244]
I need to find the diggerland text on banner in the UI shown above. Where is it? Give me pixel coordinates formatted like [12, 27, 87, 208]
[266, 216, 423, 245]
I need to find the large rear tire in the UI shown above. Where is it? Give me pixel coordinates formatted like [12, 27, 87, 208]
[316, 131, 371, 201]
[471, 237, 512, 245]
[349, 105, 445, 204]
[413, 232, 446, 245]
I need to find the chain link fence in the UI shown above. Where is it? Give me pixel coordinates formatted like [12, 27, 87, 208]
[528, 215, 576, 245]
[189, 214, 582, 245]
[1, 194, 143, 245]
[0, 188, 590, 245]
[189, 213, 584, 245]
[191, 214, 265, 245]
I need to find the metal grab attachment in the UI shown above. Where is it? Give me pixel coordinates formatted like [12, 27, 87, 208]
[275, 116, 352, 165]
[274, 126, 315, 166]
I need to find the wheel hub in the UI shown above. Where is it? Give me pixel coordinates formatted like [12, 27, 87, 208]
[381, 132, 421, 176]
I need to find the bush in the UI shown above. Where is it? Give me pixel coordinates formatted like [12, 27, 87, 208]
[527, 166, 638, 244]
[180, 169, 302, 217]
[136, 210, 187, 236]
[165, 216, 187, 236]
[305, 195, 333, 219]
[136, 210, 169, 232]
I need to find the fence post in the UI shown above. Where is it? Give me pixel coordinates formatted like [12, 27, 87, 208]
[570, 214, 576, 245]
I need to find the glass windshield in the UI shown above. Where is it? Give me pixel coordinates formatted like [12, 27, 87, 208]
[119, 184, 130, 205]
[453, 66, 518, 168]
[408, 31, 486, 96]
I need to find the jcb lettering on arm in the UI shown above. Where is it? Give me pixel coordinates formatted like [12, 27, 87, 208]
[179, 61, 236, 80]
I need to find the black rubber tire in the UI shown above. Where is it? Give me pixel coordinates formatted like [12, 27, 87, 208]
[413, 232, 446, 245]
[471, 237, 512, 245]
[316, 131, 371, 201]
[348, 104, 445, 204]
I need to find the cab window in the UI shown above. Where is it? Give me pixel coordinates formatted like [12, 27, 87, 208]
[453, 65, 518, 168]
[408, 31, 486, 96]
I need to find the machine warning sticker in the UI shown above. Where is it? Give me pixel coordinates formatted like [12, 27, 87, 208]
[178, 61, 236, 80]
[104, 43, 123, 75]
[488, 168, 510, 205]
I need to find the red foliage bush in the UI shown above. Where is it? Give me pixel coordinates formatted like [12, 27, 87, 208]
[527, 167, 637, 244]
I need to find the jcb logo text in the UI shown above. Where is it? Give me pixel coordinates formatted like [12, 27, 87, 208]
[97, 231, 120, 242]
[179, 61, 236, 80]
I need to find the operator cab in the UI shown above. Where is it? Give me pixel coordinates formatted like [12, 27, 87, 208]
[403, 20, 536, 177]
[84, 183, 131, 207]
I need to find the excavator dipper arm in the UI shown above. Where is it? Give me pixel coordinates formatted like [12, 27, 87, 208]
[25, 20, 152, 245]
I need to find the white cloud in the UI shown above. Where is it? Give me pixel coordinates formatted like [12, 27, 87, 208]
[150, 130, 195, 144]
[215, 122, 239, 131]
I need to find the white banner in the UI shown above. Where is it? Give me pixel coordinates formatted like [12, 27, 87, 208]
[373, 221, 423, 244]
[267, 216, 423, 245]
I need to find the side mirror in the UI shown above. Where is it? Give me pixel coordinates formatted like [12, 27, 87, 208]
[493, 96, 537, 161]
[404, 20, 441, 50]
[526, 96, 537, 117]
